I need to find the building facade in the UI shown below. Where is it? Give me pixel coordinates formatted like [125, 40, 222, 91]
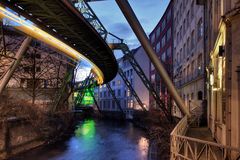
[95, 46, 150, 114]
[149, 1, 173, 109]
[1, 27, 72, 108]
[172, 0, 205, 118]
[206, 0, 240, 157]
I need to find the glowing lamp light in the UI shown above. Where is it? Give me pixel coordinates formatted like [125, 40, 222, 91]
[210, 74, 214, 86]
[0, 6, 104, 84]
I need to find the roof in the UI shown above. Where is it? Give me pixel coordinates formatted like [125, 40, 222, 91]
[0, 0, 118, 83]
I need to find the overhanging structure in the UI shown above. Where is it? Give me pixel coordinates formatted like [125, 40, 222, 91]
[0, 0, 118, 84]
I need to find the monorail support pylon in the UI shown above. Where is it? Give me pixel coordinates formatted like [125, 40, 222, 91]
[0, 37, 32, 94]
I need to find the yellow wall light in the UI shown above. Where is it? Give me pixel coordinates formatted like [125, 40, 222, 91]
[0, 6, 104, 84]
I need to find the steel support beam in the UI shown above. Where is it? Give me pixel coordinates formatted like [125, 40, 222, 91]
[110, 43, 170, 119]
[106, 83, 124, 114]
[118, 68, 146, 111]
[115, 0, 190, 116]
[0, 37, 32, 94]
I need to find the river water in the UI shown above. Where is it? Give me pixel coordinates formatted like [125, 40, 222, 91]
[13, 119, 149, 160]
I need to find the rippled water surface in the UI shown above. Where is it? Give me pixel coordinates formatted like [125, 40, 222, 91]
[13, 119, 149, 160]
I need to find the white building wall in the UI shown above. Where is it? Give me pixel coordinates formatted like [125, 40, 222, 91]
[133, 47, 150, 110]
[95, 46, 150, 112]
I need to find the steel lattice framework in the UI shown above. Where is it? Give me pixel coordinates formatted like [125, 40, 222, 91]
[0, 0, 118, 83]
[0, 27, 75, 110]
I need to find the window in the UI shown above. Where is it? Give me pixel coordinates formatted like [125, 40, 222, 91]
[180, 3, 183, 16]
[167, 9, 171, 22]
[197, 54, 203, 73]
[187, 11, 190, 25]
[191, 60, 195, 75]
[198, 91, 203, 100]
[156, 41, 161, 52]
[36, 67, 41, 72]
[127, 89, 130, 97]
[117, 89, 121, 96]
[161, 52, 166, 62]
[35, 54, 41, 59]
[130, 69, 133, 76]
[191, 30, 195, 50]
[117, 80, 121, 85]
[180, 48, 182, 61]
[156, 27, 161, 37]
[112, 101, 115, 109]
[183, 19, 186, 33]
[161, 35, 166, 47]
[187, 37, 190, 55]
[187, 65, 190, 76]
[177, 52, 179, 63]
[104, 91, 106, 97]
[183, 43, 186, 58]
[151, 34, 155, 43]
[167, 28, 171, 41]
[112, 81, 115, 86]
[162, 19, 166, 30]
[180, 26, 182, 39]
[197, 18, 203, 39]
[167, 47, 171, 58]
[191, 1, 194, 18]
[177, 32, 179, 43]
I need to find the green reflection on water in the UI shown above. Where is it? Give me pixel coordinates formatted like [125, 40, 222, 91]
[75, 120, 96, 139]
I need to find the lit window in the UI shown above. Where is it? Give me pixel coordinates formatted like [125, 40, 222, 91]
[117, 80, 121, 85]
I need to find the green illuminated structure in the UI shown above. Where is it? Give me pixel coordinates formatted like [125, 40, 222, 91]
[74, 87, 94, 106]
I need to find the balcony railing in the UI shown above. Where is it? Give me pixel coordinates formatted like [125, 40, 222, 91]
[174, 67, 204, 88]
[170, 115, 240, 160]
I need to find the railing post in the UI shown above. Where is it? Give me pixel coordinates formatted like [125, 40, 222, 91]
[0, 37, 32, 94]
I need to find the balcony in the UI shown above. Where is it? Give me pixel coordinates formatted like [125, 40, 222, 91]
[174, 66, 204, 88]
[170, 116, 240, 160]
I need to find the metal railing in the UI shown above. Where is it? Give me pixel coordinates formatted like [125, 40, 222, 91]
[174, 67, 204, 88]
[170, 115, 240, 160]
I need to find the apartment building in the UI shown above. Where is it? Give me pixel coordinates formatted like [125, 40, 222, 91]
[172, 0, 205, 118]
[0, 27, 72, 107]
[149, 1, 173, 109]
[205, 0, 240, 157]
[170, 1, 240, 159]
[95, 46, 150, 114]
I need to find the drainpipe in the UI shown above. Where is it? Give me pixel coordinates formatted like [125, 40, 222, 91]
[115, 0, 190, 116]
[237, 66, 240, 148]
[0, 37, 32, 94]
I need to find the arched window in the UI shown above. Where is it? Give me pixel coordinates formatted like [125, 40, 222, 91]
[198, 91, 203, 100]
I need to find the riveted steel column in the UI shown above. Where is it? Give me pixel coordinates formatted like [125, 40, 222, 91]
[0, 37, 32, 94]
[115, 0, 190, 116]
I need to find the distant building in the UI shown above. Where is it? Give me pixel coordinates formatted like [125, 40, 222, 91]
[1, 27, 73, 107]
[149, 1, 173, 109]
[172, 0, 204, 118]
[95, 46, 150, 115]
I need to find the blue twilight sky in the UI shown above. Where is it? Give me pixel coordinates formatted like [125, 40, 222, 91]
[89, 0, 170, 57]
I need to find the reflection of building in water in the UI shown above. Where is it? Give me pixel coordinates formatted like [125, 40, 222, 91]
[138, 137, 149, 158]
[75, 120, 96, 139]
